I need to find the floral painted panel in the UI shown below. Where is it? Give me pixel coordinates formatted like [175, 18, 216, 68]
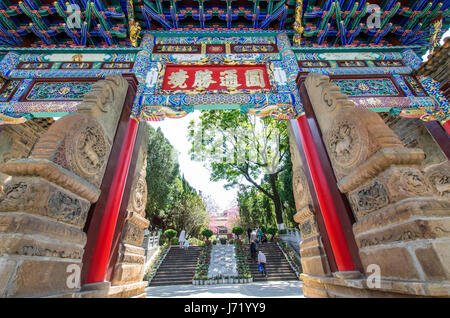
[25, 81, 94, 101]
[332, 79, 400, 96]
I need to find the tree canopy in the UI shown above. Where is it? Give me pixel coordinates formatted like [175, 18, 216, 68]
[188, 110, 294, 228]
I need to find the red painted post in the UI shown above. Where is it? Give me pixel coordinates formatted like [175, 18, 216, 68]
[441, 119, 450, 136]
[86, 117, 140, 283]
[295, 114, 355, 272]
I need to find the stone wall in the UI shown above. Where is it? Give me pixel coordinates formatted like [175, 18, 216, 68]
[0, 74, 135, 298]
[296, 73, 450, 297]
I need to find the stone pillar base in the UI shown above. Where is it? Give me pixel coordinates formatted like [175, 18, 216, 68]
[106, 281, 147, 298]
[301, 273, 450, 298]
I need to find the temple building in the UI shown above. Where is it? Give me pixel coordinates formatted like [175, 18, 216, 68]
[0, 0, 449, 298]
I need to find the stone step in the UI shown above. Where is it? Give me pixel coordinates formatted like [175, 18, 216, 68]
[150, 277, 194, 284]
[153, 272, 194, 279]
[159, 264, 197, 268]
[149, 280, 192, 286]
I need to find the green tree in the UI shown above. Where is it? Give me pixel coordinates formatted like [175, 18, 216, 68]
[201, 229, 213, 240]
[164, 229, 177, 241]
[145, 125, 179, 222]
[232, 226, 244, 238]
[167, 176, 210, 238]
[188, 110, 289, 227]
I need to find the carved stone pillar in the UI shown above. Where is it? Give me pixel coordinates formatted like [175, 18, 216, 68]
[0, 75, 130, 297]
[108, 123, 149, 298]
[0, 113, 110, 297]
[303, 73, 450, 297]
[287, 121, 332, 297]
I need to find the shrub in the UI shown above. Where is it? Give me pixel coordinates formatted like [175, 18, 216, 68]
[229, 238, 234, 244]
[201, 229, 213, 240]
[171, 238, 179, 245]
[220, 238, 227, 244]
[164, 229, 177, 240]
[188, 237, 203, 246]
[279, 229, 287, 235]
[232, 226, 244, 237]
[267, 226, 278, 238]
[213, 239, 217, 245]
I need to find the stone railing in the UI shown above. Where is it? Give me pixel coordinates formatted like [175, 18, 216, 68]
[142, 230, 162, 275]
[142, 230, 161, 256]
[279, 228, 302, 247]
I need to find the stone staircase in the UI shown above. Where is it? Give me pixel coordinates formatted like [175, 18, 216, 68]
[148, 246, 201, 286]
[244, 242, 298, 282]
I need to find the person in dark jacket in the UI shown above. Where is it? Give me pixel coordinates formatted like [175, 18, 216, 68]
[247, 227, 252, 244]
[250, 239, 258, 263]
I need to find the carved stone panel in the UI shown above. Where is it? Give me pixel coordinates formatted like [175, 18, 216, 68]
[127, 175, 147, 216]
[348, 167, 431, 219]
[121, 222, 145, 247]
[30, 113, 111, 188]
[324, 107, 404, 180]
[424, 161, 450, 199]
[0, 176, 90, 228]
[292, 167, 311, 210]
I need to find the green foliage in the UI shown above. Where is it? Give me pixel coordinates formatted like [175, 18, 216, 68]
[188, 237, 203, 246]
[234, 243, 252, 279]
[188, 110, 290, 226]
[193, 245, 212, 281]
[220, 238, 227, 244]
[201, 229, 213, 239]
[171, 238, 179, 245]
[164, 229, 177, 240]
[232, 226, 244, 236]
[145, 125, 179, 221]
[279, 229, 287, 235]
[267, 226, 278, 237]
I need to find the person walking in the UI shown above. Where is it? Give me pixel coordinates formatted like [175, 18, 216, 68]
[250, 228, 257, 243]
[257, 227, 263, 244]
[179, 229, 186, 249]
[247, 227, 252, 244]
[250, 239, 258, 263]
[258, 250, 268, 277]
[184, 238, 189, 250]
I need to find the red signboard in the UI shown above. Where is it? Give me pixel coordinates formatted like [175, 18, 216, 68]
[161, 64, 271, 91]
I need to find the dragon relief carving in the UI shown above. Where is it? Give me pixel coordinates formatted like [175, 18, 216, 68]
[351, 181, 389, 215]
[424, 161, 450, 199]
[75, 126, 107, 177]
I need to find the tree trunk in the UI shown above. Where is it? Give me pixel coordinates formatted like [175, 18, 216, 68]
[268, 173, 284, 225]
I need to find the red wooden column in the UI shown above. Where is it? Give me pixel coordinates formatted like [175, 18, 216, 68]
[294, 114, 355, 272]
[86, 117, 140, 283]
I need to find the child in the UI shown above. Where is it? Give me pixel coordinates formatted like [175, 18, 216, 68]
[184, 239, 189, 250]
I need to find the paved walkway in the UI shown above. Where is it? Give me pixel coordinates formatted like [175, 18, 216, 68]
[145, 280, 304, 298]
